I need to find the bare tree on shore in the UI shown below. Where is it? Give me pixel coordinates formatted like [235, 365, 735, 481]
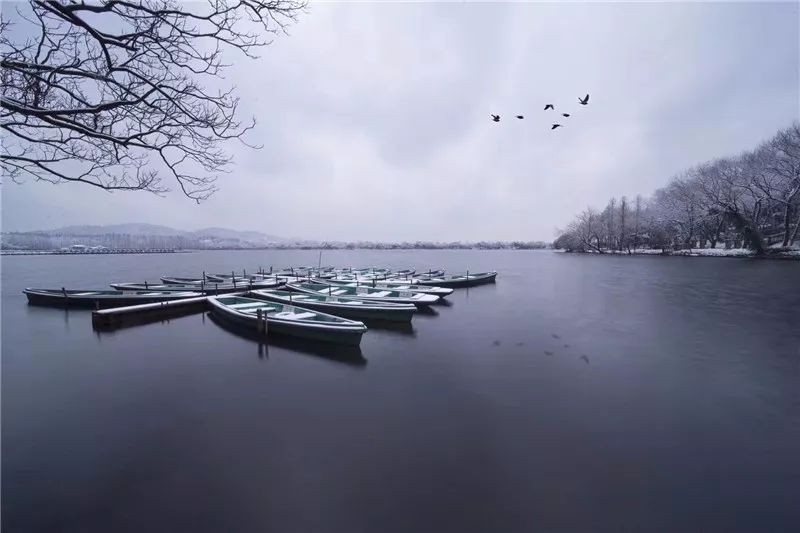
[1, 0, 305, 201]
[555, 123, 800, 255]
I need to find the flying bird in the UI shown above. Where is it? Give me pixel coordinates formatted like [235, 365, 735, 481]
[580, 354, 590, 364]
[516, 115, 524, 119]
[490, 114, 500, 122]
[562, 113, 571, 118]
[544, 104, 554, 110]
[578, 94, 590, 105]
[551, 124, 562, 130]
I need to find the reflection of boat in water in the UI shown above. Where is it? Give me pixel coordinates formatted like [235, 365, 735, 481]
[361, 319, 417, 337]
[208, 313, 366, 367]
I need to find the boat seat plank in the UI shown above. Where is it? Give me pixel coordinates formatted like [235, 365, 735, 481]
[368, 291, 391, 297]
[230, 302, 272, 310]
[273, 311, 316, 320]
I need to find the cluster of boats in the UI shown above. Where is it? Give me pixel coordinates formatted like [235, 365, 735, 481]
[24, 267, 497, 346]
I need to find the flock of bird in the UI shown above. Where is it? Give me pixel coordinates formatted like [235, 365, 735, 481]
[491, 93, 590, 130]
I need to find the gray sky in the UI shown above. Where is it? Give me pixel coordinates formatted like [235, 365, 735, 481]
[2, 1, 798, 241]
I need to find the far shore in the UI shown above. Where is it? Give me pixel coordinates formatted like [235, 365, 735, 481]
[555, 247, 800, 260]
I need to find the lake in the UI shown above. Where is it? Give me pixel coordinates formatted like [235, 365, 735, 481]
[2, 250, 799, 532]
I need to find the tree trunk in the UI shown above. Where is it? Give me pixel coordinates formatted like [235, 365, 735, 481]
[791, 207, 800, 245]
[729, 211, 765, 255]
[781, 203, 793, 247]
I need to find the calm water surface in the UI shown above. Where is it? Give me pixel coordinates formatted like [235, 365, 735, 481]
[2, 250, 799, 532]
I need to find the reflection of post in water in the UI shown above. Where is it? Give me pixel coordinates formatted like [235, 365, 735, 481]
[258, 340, 268, 360]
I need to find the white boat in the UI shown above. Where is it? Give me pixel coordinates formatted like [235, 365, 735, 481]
[250, 289, 416, 322]
[287, 282, 440, 307]
[324, 279, 453, 297]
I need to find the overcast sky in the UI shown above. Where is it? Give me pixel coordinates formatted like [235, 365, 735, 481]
[2, 1, 798, 241]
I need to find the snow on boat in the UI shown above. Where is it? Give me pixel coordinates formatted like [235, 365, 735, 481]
[250, 289, 416, 322]
[23, 288, 202, 308]
[208, 295, 367, 346]
[413, 271, 498, 288]
[158, 276, 280, 289]
[287, 282, 440, 307]
[324, 279, 453, 297]
[160, 275, 228, 285]
[110, 281, 280, 294]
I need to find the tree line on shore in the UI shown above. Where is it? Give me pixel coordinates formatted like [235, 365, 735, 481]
[555, 123, 800, 255]
[0, 232, 549, 252]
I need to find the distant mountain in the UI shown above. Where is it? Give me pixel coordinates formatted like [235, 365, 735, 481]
[51, 223, 187, 236]
[1, 223, 291, 250]
[26, 223, 288, 243]
[193, 227, 287, 243]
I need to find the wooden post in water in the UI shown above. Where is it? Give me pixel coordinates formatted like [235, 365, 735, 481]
[62, 287, 68, 306]
[257, 308, 263, 334]
[144, 280, 148, 289]
[263, 309, 269, 336]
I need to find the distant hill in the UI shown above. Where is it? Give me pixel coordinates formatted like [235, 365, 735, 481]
[28, 223, 288, 242]
[52, 223, 187, 237]
[1, 223, 290, 250]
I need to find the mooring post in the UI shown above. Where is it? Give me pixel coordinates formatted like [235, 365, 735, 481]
[263, 311, 269, 337]
[145, 280, 148, 289]
[257, 308, 263, 333]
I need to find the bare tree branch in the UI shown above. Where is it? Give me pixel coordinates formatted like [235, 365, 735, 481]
[1, 0, 306, 200]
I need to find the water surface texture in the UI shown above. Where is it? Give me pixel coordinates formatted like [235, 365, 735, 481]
[2, 250, 799, 532]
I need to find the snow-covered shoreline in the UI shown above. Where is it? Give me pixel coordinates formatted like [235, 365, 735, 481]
[556, 247, 800, 260]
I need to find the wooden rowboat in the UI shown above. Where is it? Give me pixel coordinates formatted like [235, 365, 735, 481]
[23, 288, 202, 308]
[250, 289, 416, 322]
[287, 282, 440, 307]
[110, 281, 280, 294]
[323, 279, 453, 297]
[208, 295, 367, 346]
[413, 271, 498, 288]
